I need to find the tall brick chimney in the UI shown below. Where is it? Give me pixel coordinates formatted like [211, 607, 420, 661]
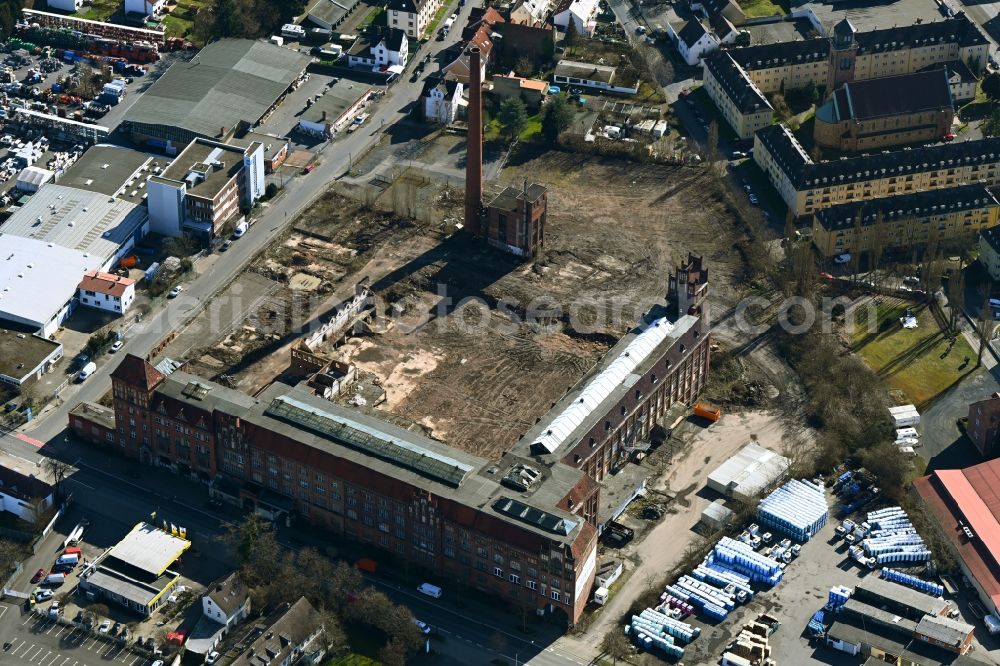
[464, 46, 483, 236]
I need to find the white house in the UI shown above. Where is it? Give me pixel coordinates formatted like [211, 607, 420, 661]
[46, 0, 84, 11]
[387, 0, 441, 40]
[553, 59, 638, 94]
[670, 19, 719, 66]
[78, 270, 136, 315]
[0, 462, 54, 523]
[124, 0, 167, 16]
[203, 573, 250, 632]
[423, 75, 463, 124]
[347, 28, 408, 70]
[553, 0, 599, 36]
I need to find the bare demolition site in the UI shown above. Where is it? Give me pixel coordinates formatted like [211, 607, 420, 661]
[158, 150, 745, 460]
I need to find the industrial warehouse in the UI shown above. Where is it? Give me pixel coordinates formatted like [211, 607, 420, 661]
[0, 184, 149, 335]
[123, 39, 312, 149]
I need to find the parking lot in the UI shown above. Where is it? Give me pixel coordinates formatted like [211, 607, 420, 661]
[3, 610, 161, 666]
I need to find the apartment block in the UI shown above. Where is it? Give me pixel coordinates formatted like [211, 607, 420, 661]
[810, 184, 1000, 258]
[754, 124, 1000, 217]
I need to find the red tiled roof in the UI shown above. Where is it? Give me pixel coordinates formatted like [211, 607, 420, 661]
[79, 270, 135, 298]
[914, 460, 1000, 610]
[110, 354, 166, 392]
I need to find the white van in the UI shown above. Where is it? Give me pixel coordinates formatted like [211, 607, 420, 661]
[417, 583, 442, 599]
[42, 573, 66, 586]
[233, 220, 249, 238]
[78, 361, 97, 381]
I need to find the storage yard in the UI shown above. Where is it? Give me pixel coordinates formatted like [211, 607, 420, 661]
[615, 469, 998, 665]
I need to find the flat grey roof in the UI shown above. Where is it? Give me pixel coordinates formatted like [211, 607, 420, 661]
[158, 139, 249, 199]
[59, 145, 161, 202]
[124, 39, 311, 138]
[0, 328, 61, 382]
[308, 0, 359, 27]
[231, 132, 288, 161]
[86, 567, 175, 607]
[107, 522, 190, 576]
[301, 79, 371, 124]
[855, 577, 951, 617]
[555, 60, 615, 84]
[3, 185, 148, 261]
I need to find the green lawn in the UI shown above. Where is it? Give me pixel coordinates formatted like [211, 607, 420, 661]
[358, 6, 385, 29]
[327, 656, 380, 666]
[77, 0, 120, 21]
[852, 299, 976, 408]
[738, 0, 786, 17]
[520, 114, 542, 141]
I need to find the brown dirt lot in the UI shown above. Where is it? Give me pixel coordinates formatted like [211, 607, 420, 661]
[174, 153, 749, 460]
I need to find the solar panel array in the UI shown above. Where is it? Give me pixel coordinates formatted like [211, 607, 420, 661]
[265, 395, 474, 487]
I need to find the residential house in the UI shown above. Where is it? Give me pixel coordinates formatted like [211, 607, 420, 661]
[423, 75, 464, 124]
[553, 0, 599, 36]
[509, 0, 551, 25]
[670, 19, 719, 66]
[203, 572, 251, 632]
[78, 271, 136, 315]
[347, 28, 408, 70]
[690, 0, 745, 24]
[124, 0, 167, 16]
[553, 59, 638, 94]
[386, 0, 441, 40]
[443, 8, 504, 84]
[711, 15, 739, 45]
[0, 462, 54, 523]
[228, 598, 324, 666]
[493, 73, 549, 108]
[980, 226, 1000, 283]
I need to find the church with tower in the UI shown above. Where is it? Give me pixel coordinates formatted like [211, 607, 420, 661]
[703, 12, 988, 140]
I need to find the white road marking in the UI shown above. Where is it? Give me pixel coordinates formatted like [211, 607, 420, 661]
[15, 642, 34, 657]
[34, 649, 51, 663]
[45, 653, 62, 666]
[60, 657, 72, 666]
[21, 614, 35, 626]
[27, 646, 44, 660]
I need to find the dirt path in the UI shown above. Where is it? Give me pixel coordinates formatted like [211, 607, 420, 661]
[563, 409, 804, 652]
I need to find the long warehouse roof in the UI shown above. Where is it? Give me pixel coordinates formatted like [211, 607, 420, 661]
[124, 39, 311, 138]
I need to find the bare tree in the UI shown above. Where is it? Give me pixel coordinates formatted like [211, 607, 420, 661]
[978, 282, 995, 367]
[705, 121, 720, 167]
[947, 266, 965, 332]
[42, 458, 73, 500]
[600, 629, 631, 665]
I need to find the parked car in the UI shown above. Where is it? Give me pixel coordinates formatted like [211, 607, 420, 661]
[111, 622, 121, 636]
[834, 253, 852, 264]
[414, 620, 432, 635]
[98, 619, 111, 634]
[731, 150, 746, 159]
[220, 240, 232, 252]
[167, 286, 183, 298]
[748, 194, 759, 205]
[206, 651, 220, 665]
[33, 589, 53, 602]
[31, 569, 46, 583]
[109, 340, 123, 353]
[942, 133, 956, 142]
